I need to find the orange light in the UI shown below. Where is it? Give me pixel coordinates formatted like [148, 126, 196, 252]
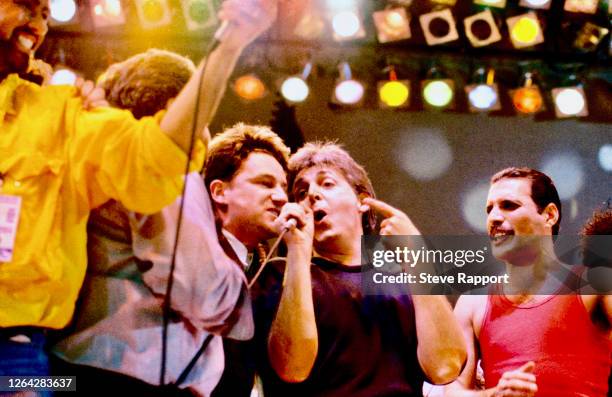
[513, 86, 543, 114]
[233, 75, 266, 100]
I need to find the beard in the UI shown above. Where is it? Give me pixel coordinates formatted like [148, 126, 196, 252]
[0, 39, 31, 76]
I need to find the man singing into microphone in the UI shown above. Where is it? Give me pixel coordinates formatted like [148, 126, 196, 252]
[250, 142, 467, 396]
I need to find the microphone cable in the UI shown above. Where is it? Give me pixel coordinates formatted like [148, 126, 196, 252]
[160, 33, 220, 387]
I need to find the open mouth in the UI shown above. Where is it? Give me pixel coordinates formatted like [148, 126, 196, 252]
[13, 31, 37, 54]
[267, 208, 280, 217]
[489, 229, 514, 245]
[313, 209, 327, 223]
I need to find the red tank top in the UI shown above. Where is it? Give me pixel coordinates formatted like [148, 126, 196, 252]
[479, 293, 611, 397]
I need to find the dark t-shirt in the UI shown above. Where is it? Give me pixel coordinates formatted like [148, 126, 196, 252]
[252, 257, 425, 397]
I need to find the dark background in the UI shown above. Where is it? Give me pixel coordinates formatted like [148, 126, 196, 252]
[40, 0, 611, 235]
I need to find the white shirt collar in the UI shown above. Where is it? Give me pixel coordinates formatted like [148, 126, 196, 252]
[222, 229, 250, 270]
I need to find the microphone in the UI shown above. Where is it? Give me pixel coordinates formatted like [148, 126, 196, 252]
[283, 218, 298, 232]
[209, 20, 231, 52]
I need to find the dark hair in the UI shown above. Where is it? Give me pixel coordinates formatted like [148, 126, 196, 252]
[288, 141, 377, 234]
[99, 49, 195, 119]
[491, 167, 562, 235]
[581, 209, 612, 268]
[204, 123, 290, 190]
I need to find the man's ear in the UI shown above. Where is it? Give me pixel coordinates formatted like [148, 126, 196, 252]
[209, 179, 228, 206]
[542, 202, 560, 230]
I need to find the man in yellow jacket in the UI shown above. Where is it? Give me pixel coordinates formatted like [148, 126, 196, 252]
[0, 0, 278, 382]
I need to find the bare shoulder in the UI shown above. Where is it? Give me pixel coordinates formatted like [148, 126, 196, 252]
[455, 295, 489, 337]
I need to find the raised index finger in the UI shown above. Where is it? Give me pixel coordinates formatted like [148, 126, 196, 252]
[362, 197, 399, 217]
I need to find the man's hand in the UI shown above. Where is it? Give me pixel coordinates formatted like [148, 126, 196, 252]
[217, 0, 278, 50]
[276, 203, 314, 259]
[363, 197, 420, 235]
[75, 78, 109, 110]
[493, 361, 538, 397]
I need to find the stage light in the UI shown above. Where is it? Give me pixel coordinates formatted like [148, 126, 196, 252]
[280, 62, 312, 104]
[293, 11, 326, 40]
[464, 9, 502, 47]
[373, 8, 411, 43]
[465, 68, 500, 112]
[378, 68, 410, 108]
[91, 0, 125, 28]
[511, 73, 544, 114]
[50, 67, 77, 86]
[50, 0, 78, 24]
[419, 8, 459, 46]
[332, 10, 365, 40]
[181, 0, 217, 31]
[574, 22, 609, 51]
[233, 74, 266, 101]
[474, 0, 507, 8]
[598, 144, 612, 172]
[507, 12, 544, 49]
[519, 0, 552, 9]
[135, 0, 172, 29]
[552, 86, 588, 118]
[332, 62, 364, 106]
[422, 80, 454, 109]
[564, 0, 599, 14]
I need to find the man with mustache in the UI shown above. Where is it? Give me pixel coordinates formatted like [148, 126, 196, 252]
[445, 167, 611, 397]
[0, 0, 277, 380]
[251, 142, 466, 396]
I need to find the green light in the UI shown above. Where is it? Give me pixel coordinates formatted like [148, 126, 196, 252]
[423, 80, 453, 107]
[189, 0, 210, 23]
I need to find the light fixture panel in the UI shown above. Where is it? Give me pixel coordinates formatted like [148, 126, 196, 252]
[181, 0, 217, 31]
[419, 8, 459, 46]
[135, 0, 172, 29]
[552, 86, 589, 118]
[506, 12, 544, 49]
[464, 9, 502, 47]
[373, 8, 411, 43]
[564, 0, 599, 14]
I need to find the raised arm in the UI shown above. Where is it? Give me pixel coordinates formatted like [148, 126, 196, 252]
[363, 197, 467, 385]
[267, 203, 318, 382]
[160, 0, 277, 152]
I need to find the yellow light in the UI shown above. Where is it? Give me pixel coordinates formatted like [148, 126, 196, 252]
[234, 75, 266, 100]
[373, 8, 410, 43]
[379, 81, 410, 107]
[511, 17, 539, 44]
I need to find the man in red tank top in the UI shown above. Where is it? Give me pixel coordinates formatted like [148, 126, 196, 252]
[445, 167, 611, 397]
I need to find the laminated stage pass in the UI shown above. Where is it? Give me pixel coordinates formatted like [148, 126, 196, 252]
[0, 195, 21, 262]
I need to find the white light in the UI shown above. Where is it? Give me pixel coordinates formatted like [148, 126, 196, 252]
[555, 88, 586, 116]
[281, 77, 309, 103]
[396, 129, 453, 181]
[332, 11, 361, 38]
[598, 144, 612, 172]
[541, 152, 584, 200]
[462, 182, 490, 232]
[335, 80, 364, 104]
[525, 0, 549, 5]
[50, 68, 77, 86]
[103, 0, 122, 17]
[469, 85, 498, 110]
[51, 0, 77, 23]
